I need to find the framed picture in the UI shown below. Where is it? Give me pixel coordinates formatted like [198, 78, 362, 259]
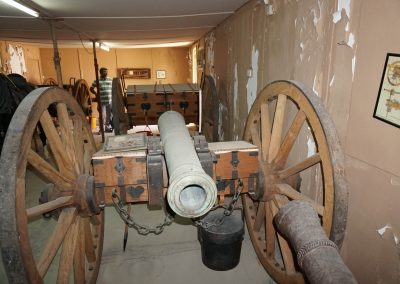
[373, 53, 400, 127]
[156, 70, 166, 79]
[118, 68, 151, 79]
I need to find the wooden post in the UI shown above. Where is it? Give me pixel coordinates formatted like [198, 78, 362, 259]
[49, 21, 63, 88]
[92, 41, 105, 142]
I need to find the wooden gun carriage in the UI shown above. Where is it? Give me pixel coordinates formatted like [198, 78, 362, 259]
[0, 80, 348, 283]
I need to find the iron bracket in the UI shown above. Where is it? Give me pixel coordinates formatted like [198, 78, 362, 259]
[147, 136, 164, 209]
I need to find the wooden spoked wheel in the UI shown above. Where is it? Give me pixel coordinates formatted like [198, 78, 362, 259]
[0, 87, 104, 283]
[73, 79, 93, 119]
[242, 80, 348, 283]
[43, 77, 58, 86]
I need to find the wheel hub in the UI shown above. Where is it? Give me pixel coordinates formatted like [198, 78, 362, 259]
[38, 174, 101, 218]
[74, 174, 101, 216]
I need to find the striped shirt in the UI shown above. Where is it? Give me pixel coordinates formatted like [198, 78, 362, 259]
[92, 77, 112, 104]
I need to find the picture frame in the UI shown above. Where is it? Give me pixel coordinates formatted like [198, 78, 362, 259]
[373, 53, 400, 128]
[118, 68, 151, 79]
[156, 70, 166, 79]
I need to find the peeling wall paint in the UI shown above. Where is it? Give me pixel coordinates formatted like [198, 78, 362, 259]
[246, 46, 259, 113]
[329, 74, 335, 86]
[233, 63, 238, 135]
[333, 0, 351, 23]
[347, 32, 355, 48]
[307, 135, 316, 157]
[299, 42, 304, 61]
[205, 31, 216, 80]
[390, 176, 400, 186]
[8, 44, 26, 75]
[312, 74, 320, 96]
[218, 103, 226, 141]
[338, 0, 351, 18]
[312, 0, 323, 38]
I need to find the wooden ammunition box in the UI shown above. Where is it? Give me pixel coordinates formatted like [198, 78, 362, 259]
[126, 85, 167, 125]
[165, 89, 199, 124]
[92, 150, 148, 204]
[126, 83, 200, 125]
[92, 133, 149, 205]
[209, 141, 259, 196]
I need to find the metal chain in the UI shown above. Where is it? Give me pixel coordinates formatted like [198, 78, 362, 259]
[111, 188, 173, 235]
[194, 179, 244, 229]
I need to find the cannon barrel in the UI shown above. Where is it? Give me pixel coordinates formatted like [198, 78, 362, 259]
[158, 111, 217, 218]
[274, 201, 356, 284]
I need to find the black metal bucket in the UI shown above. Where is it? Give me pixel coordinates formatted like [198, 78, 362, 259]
[198, 211, 244, 271]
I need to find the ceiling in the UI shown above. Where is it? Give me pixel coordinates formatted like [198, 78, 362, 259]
[0, 0, 250, 48]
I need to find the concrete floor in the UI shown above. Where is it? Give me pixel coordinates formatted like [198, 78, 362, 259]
[0, 204, 274, 284]
[98, 205, 274, 284]
[0, 130, 275, 283]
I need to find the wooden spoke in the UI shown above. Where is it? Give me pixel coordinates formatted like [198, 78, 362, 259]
[276, 153, 321, 180]
[272, 110, 306, 169]
[73, 117, 84, 174]
[73, 218, 85, 283]
[26, 196, 74, 220]
[261, 103, 271, 161]
[268, 94, 287, 163]
[275, 184, 324, 215]
[250, 121, 262, 149]
[253, 201, 266, 232]
[270, 196, 296, 273]
[90, 214, 101, 226]
[83, 140, 92, 175]
[265, 201, 276, 259]
[27, 149, 74, 190]
[84, 218, 96, 264]
[57, 216, 80, 284]
[57, 103, 79, 175]
[39, 109, 75, 179]
[37, 208, 77, 277]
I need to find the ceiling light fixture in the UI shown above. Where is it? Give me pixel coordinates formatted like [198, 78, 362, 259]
[1, 0, 39, 17]
[102, 41, 193, 49]
[131, 41, 192, 49]
[100, 44, 110, 52]
[96, 42, 110, 52]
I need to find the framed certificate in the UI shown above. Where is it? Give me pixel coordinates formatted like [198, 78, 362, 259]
[373, 53, 400, 127]
[156, 70, 166, 79]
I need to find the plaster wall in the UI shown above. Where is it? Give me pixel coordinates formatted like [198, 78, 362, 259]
[40, 47, 190, 86]
[342, 1, 400, 283]
[198, 0, 400, 282]
[200, 0, 348, 142]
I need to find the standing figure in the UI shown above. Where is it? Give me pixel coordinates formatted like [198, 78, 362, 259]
[90, 67, 113, 132]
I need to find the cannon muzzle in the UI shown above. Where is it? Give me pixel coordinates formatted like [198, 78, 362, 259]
[158, 111, 217, 218]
